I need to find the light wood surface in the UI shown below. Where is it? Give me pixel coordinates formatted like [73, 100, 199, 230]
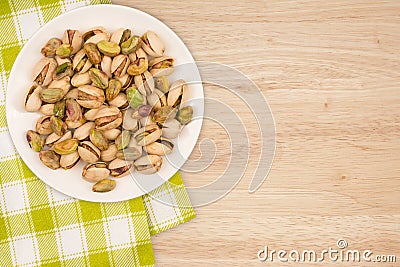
[115, 0, 400, 266]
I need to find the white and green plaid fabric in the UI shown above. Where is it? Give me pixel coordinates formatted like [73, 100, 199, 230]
[0, 0, 196, 266]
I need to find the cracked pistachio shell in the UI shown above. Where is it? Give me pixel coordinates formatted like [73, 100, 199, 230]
[89, 68, 108, 89]
[25, 84, 42, 112]
[32, 57, 57, 86]
[83, 27, 110, 42]
[36, 116, 53, 135]
[106, 79, 122, 102]
[26, 130, 44, 152]
[100, 143, 118, 162]
[78, 141, 101, 164]
[39, 88, 64, 103]
[92, 179, 116, 192]
[151, 105, 177, 124]
[53, 138, 78, 155]
[120, 35, 140, 55]
[134, 71, 154, 96]
[62, 29, 82, 54]
[110, 28, 131, 44]
[101, 56, 112, 78]
[147, 89, 167, 110]
[116, 74, 133, 90]
[71, 72, 91, 87]
[134, 124, 162, 146]
[115, 130, 131, 150]
[40, 104, 55, 115]
[48, 76, 71, 96]
[108, 158, 132, 178]
[60, 151, 80, 169]
[83, 162, 110, 183]
[77, 85, 105, 109]
[102, 128, 121, 141]
[155, 76, 170, 93]
[66, 88, 79, 99]
[176, 106, 193, 125]
[65, 116, 86, 129]
[122, 108, 140, 131]
[126, 86, 145, 108]
[127, 49, 148, 76]
[45, 130, 72, 148]
[72, 49, 92, 73]
[84, 106, 104, 121]
[93, 106, 122, 131]
[134, 155, 163, 174]
[90, 129, 109, 150]
[97, 40, 121, 57]
[141, 31, 165, 57]
[53, 62, 73, 80]
[116, 147, 141, 161]
[149, 56, 174, 77]
[39, 150, 60, 169]
[108, 92, 129, 109]
[41, 38, 62, 57]
[73, 122, 95, 140]
[84, 43, 102, 64]
[53, 99, 65, 118]
[139, 116, 154, 127]
[167, 79, 188, 108]
[161, 119, 181, 139]
[65, 99, 83, 122]
[111, 55, 130, 77]
[144, 138, 174, 156]
[50, 115, 67, 136]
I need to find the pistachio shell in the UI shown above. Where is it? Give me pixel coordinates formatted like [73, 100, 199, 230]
[65, 117, 86, 129]
[84, 106, 105, 121]
[116, 74, 133, 89]
[40, 104, 55, 115]
[50, 115, 67, 136]
[39, 88, 64, 103]
[41, 38, 62, 57]
[60, 151, 80, 169]
[120, 35, 140, 55]
[65, 88, 79, 99]
[147, 89, 167, 110]
[154, 76, 170, 93]
[144, 138, 173, 155]
[32, 57, 57, 86]
[122, 108, 140, 131]
[62, 29, 83, 54]
[108, 158, 132, 178]
[106, 79, 122, 102]
[115, 130, 131, 150]
[110, 28, 131, 44]
[141, 31, 165, 57]
[90, 129, 109, 150]
[83, 162, 110, 182]
[83, 27, 110, 42]
[72, 49, 92, 73]
[48, 76, 71, 95]
[77, 85, 105, 109]
[36, 116, 53, 135]
[78, 141, 101, 163]
[39, 150, 60, 169]
[73, 122, 95, 140]
[25, 84, 42, 112]
[151, 106, 177, 124]
[101, 56, 112, 78]
[108, 92, 129, 109]
[26, 130, 44, 152]
[149, 56, 174, 77]
[46, 131, 72, 147]
[134, 155, 163, 174]
[94, 107, 122, 131]
[92, 179, 116, 192]
[116, 147, 142, 161]
[167, 79, 187, 108]
[89, 68, 108, 89]
[134, 71, 154, 96]
[53, 139, 79, 155]
[111, 55, 130, 77]
[161, 119, 181, 139]
[134, 125, 162, 146]
[85, 33, 110, 44]
[100, 143, 118, 162]
[71, 72, 91, 87]
[102, 129, 121, 141]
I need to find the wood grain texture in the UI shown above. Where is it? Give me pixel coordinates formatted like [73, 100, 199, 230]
[114, 0, 400, 266]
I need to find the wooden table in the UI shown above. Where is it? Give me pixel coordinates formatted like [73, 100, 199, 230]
[116, 1, 399, 265]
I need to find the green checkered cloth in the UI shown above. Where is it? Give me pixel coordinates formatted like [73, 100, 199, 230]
[0, 0, 196, 266]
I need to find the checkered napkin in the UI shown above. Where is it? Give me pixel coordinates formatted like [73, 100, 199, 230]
[0, 0, 196, 266]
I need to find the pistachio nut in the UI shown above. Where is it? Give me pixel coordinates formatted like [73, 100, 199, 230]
[56, 43, 72, 58]
[108, 92, 129, 109]
[101, 56, 112, 78]
[65, 88, 79, 100]
[110, 28, 131, 45]
[120, 35, 140, 55]
[41, 38, 62, 57]
[100, 143, 118, 162]
[108, 158, 132, 178]
[122, 108, 140, 131]
[111, 55, 130, 77]
[94, 106, 122, 131]
[134, 155, 163, 174]
[147, 89, 167, 110]
[115, 130, 131, 150]
[116, 74, 133, 90]
[48, 76, 71, 95]
[116, 147, 141, 161]
[160, 119, 181, 139]
[50, 115, 67, 136]
[155, 76, 170, 93]
[149, 56, 174, 77]
[134, 124, 162, 146]
[89, 68, 108, 89]
[73, 122, 95, 140]
[78, 140, 101, 163]
[134, 71, 154, 96]
[65, 99, 82, 122]
[39, 150, 60, 169]
[127, 48, 148, 76]
[176, 106, 193, 125]
[25, 84, 42, 112]
[53, 62, 73, 80]
[102, 128, 121, 141]
[83, 27, 110, 43]
[126, 86, 145, 108]
[40, 104, 55, 115]
[53, 99, 65, 118]
[36, 115, 53, 135]
[90, 129, 109, 150]
[167, 79, 187, 108]
[83, 162, 110, 183]
[92, 179, 116, 193]
[62, 29, 83, 54]
[77, 85, 105, 109]
[32, 57, 57, 86]
[84, 43, 102, 64]
[106, 79, 122, 102]
[72, 49, 92, 73]
[71, 72, 91, 87]
[26, 130, 44, 152]
[144, 138, 173, 156]
[53, 138, 78, 155]
[141, 31, 165, 57]
[151, 105, 177, 124]
[39, 88, 64, 103]
[60, 151, 80, 169]
[65, 116, 86, 129]
[97, 40, 121, 57]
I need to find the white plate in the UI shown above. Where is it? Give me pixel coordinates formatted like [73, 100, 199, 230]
[6, 5, 204, 202]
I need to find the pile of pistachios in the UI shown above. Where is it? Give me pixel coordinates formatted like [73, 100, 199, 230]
[25, 27, 193, 193]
